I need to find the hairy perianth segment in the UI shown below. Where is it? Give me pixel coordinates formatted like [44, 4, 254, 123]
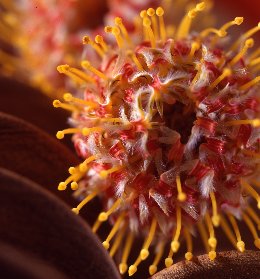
[54, 1, 260, 277]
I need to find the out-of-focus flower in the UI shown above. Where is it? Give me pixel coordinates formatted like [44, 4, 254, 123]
[53, 0, 260, 277]
[0, 1, 74, 97]
[0, 0, 109, 98]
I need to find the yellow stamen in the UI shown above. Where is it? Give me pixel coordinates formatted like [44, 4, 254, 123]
[208, 217, 217, 260]
[171, 205, 182, 253]
[82, 127, 103, 136]
[110, 224, 127, 257]
[72, 190, 98, 215]
[246, 205, 260, 230]
[200, 28, 226, 38]
[57, 64, 95, 84]
[79, 155, 97, 172]
[176, 175, 187, 202]
[227, 214, 245, 252]
[184, 228, 193, 260]
[156, 7, 167, 42]
[241, 180, 260, 209]
[92, 218, 102, 233]
[143, 17, 156, 48]
[68, 167, 77, 175]
[104, 26, 124, 48]
[149, 241, 165, 275]
[197, 221, 210, 253]
[81, 60, 108, 80]
[58, 171, 83, 191]
[57, 182, 69, 191]
[188, 42, 200, 60]
[229, 38, 254, 67]
[98, 198, 122, 222]
[249, 57, 260, 67]
[219, 214, 237, 249]
[99, 165, 124, 179]
[56, 128, 81, 139]
[82, 35, 104, 58]
[176, 2, 206, 39]
[102, 212, 126, 249]
[208, 249, 216, 261]
[128, 255, 142, 277]
[209, 68, 232, 90]
[127, 50, 144, 71]
[242, 213, 260, 249]
[210, 192, 220, 227]
[133, 15, 143, 33]
[63, 93, 98, 109]
[205, 212, 217, 249]
[57, 65, 84, 85]
[71, 182, 78, 191]
[100, 117, 123, 124]
[113, 26, 126, 48]
[119, 231, 134, 275]
[115, 17, 132, 45]
[140, 10, 149, 41]
[140, 218, 157, 260]
[53, 100, 79, 113]
[219, 17, 244, 34]
[147, 8, 159, 41]
[95, 35, 108, 52]
[231, 23, 260, 51]
[224, 118, 260, 128]
[240, 76, 260, 91]
[165, 249, 174, 267]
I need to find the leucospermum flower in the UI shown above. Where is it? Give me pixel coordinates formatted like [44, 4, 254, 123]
[54, 1, 260, 277]
[0, 0, 148, 99]
[0, 0, 79, 97]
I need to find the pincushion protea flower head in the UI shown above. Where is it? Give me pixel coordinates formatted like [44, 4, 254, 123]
[0, 0, 80, 98]
[54, 0, 260, 277]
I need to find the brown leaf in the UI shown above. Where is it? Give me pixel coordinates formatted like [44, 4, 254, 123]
[0, 111, 79, 206]
[0, 167, 121, 279]
[0, 77, 72, 147]
[0, 241, 69, 279]
[152, 250, 260, 279]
